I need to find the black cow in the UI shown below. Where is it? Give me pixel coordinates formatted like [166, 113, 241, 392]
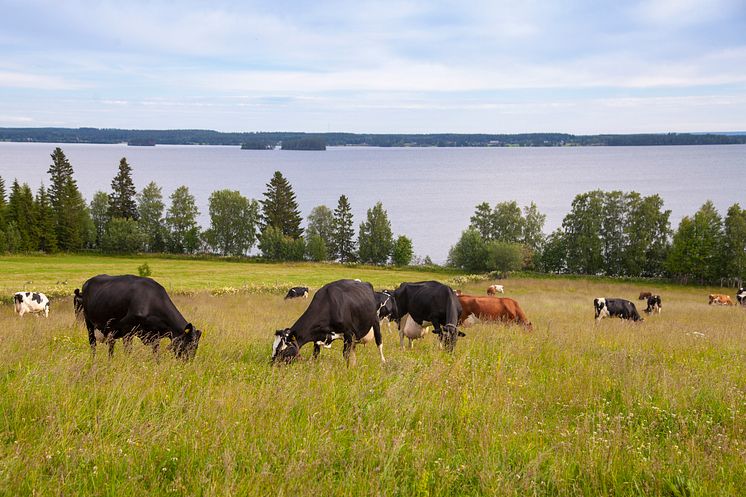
[272, 279, 384, 366]
[375, 290, 398, 322]
[391, 281, 464, 352]
[644, 295, 662, 314]
[594, 297, 643, 322]
[284, 286, 309, 300]
[80, 274, 202, 360]
[737, 288, 746, 305]
[73, 288, 84, 319]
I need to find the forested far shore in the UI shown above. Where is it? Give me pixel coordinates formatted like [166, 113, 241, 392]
[1, 128, 745, 147]
[2, 146, 745, 287]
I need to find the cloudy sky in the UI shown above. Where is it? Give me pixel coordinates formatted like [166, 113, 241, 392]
[1, 0, 745, 133]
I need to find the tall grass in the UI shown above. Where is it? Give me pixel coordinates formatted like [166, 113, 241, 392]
[1, 270, 746, 495]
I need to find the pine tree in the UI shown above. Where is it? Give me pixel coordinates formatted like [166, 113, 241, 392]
[109, 157, 138, 220]
[7, 180, 38, 251]
[34, 185, 57, 252]
[47, 147, 89, 250]
[332, 195, 356, 262]
[260, 171, 303, 238]
[358, 201, 393, 264]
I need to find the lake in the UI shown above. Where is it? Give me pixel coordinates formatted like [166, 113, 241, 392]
[0, 142, 744, 262]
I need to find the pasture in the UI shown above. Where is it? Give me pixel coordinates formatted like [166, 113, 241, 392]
[2, 259, 746, 496]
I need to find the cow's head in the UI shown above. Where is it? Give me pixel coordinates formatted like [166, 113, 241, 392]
[434, 324, 465, 352]
[272, 329, 300, 364]
[73, 289, 84, 318]
[593, 298, 607, 319]
[169, 323, 202, 361]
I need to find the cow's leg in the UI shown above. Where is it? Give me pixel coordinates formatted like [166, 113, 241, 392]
[408, 338, 414, 349]
[343, 337, 357, 368]
[372, 320, 385, 363]
[85, 319, 97, 354]
[44, 305, 49, 318]
[313, 343, 321, 359]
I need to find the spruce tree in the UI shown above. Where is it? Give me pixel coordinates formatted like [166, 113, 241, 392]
[47, 147, 88, 250]
[332, 195, 356, 262]
[7, 180, 38, 251]
[0, 175, 6, 227]
[260, 171, 303, 238]
[34, 185, 57, 252]
[109, 157, 138, 220]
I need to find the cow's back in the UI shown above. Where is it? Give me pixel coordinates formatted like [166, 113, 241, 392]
[82, 275, 183, 329]
[293, 279, 377, 337]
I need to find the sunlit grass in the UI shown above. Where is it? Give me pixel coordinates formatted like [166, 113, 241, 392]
[1, 259, 746, 495]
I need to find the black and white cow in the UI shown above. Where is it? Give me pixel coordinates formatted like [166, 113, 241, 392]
[391, 281, 464, 352]
[13, 292, 50, 317]
[79, 274, 202, 359]
[644, 295, 662, 314]
[737, 288, 746, 305]
[594, 297, 643, 322]
[272, 279, 384, 366]
[284, 286, 309, 300]
[375, 290, 398, 325]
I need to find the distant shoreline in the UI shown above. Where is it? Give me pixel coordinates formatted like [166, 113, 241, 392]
[0, 127, 745, 147]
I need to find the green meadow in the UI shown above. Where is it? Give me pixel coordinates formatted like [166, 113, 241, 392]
[1, 254, 746, 496]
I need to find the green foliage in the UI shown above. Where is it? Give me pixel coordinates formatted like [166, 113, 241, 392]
[0, 175, 6, 227]
[89, 191, 110, 248]
[306, 205, 335, 251]
[486, 241, 524, 273]
[448, 228, 490, 272]
[537, 229, 567, 273]
[260, 171, 303, 238]
[332, 195, 356, 262]
[666, 201, 724, 283]
[280, 136, 326, 150]
[563, 190, 605, 274]
[108, 157, 138, 220]
[723, 204, 746, 282]
[137, 181, 166, 253]
[305, 234, 328, 262]
[47, 147, 90, 251]
[165, 186, 201, 254]
[138, 262, 152, 277]
[7, 180, 38, 251]
[522, 201, 546, 253]
[203, 190, 259, 256]
[258, 226, 305, 260]
[392, 235, 414, 266]
[34, 185, 57, 253]
[100, 218, 146, 254]
[358, 201, 393, 264]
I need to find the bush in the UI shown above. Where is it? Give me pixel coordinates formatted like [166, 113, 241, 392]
[391, 235, 414, 266]
[100, 218, 146, 254]
[259, 226, 305, 261]
[305, 234, 328, 262]
[486, 241, 524, 273]
[447, 228, 489, 272]
[137, 262, 152, 277]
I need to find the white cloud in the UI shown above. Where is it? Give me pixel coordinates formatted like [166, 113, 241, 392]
[0, 70, 89, 90]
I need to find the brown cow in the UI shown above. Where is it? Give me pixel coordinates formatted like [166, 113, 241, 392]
[486, 284, 504, 295]
[638, 291, 652, 300]
[457, 295, 532, 330]
[709, 294, 734, 306]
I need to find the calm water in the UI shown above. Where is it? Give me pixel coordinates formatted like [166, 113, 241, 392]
[0, 142, 744, 262]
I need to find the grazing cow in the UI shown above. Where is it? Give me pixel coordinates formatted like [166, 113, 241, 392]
[80, 274, 202, 360]
[457, 295, 532, 329]
[391, 281, 464, 352]
[284, 286, 309, 300]
[272, 279, 384, 366]
[374, 290, 399, 330]
[73, 288, 84, 319]
[644, 295, 662, 314]
[709, 294, 734, 306]
[638, 291, 652, 300]
[486, 284, 504, 295]
[13, 292, 50, 318]
[737, 288, 746, 305]
[594, 298, 643, 322]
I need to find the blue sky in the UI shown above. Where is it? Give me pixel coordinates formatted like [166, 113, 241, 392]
[1, 0, 745, 133]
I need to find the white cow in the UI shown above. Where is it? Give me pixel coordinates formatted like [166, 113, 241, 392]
[13, 291, 50, 317]
[487, 284, 504, 295]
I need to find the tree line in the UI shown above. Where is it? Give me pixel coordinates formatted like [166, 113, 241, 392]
[2, 127, 745, 147]
[448, 191, 746, 285]
[0, 148, 414, 265]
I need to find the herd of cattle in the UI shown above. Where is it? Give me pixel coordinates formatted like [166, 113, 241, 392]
[9, 277, 746, 365]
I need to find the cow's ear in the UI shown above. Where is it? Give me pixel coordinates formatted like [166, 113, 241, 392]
[74, 288, 80, 296]
[458, 331, 466, 337]
[185, 323, 193, 333]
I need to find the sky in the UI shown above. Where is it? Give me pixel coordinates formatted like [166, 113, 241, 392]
[1, 0, 745, 134]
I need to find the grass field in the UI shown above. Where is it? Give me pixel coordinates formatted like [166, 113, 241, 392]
[2, 255, 746, 496]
